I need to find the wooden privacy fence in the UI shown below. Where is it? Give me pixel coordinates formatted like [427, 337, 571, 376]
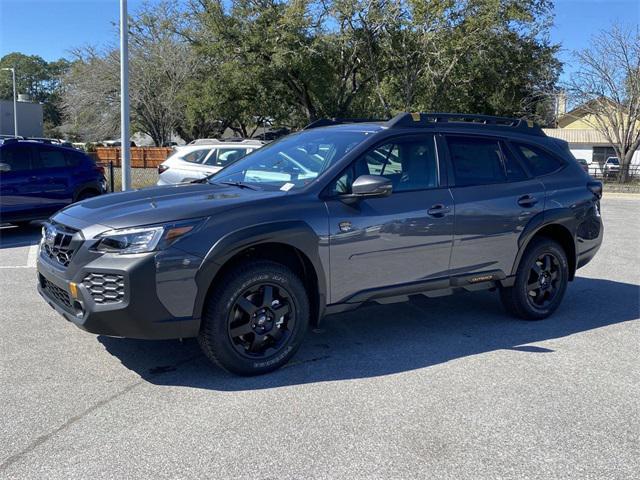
[89, 147, 174, 168]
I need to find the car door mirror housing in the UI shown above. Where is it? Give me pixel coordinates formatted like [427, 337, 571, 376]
[0, 162, 11, 172]
[340, 175, 393, 203]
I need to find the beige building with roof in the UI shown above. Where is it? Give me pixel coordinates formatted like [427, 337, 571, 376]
[543, 101, 640, 174]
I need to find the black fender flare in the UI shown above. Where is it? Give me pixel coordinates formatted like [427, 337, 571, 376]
[511, 207, 578, 278]
[73, 181, 103, 201]
[193, 221, 328, 325]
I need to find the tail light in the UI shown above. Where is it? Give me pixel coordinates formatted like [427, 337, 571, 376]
[587, 180, 602, 199]
[95, 165, 105, 175]
[158, 164, 169, 174]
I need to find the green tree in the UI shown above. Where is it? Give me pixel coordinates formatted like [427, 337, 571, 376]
[0, 52, 70, 134]
[187, 0, 560, 129]
[61, 2, 195, 145]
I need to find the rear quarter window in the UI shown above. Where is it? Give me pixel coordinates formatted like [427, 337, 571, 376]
[65, 151, 84, 167]
[514, 143, 564, 176]
[181, 149, 212, 164]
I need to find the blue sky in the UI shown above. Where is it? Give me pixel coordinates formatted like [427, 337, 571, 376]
[0, 0, 638, 81]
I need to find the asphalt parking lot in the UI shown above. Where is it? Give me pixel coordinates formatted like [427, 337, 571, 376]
[1, 194, 638, 480]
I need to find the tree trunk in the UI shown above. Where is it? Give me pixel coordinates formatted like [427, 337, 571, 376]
[619, 150, 635, 184]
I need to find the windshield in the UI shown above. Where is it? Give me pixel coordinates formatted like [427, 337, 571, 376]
[208, 129, 371, 191]
[607, 158, 619, 165]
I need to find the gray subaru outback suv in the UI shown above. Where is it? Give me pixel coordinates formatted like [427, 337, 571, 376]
[37, 113, 603, 375]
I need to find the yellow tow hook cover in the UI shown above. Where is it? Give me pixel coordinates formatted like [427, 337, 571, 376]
[69, 282, 78, 299]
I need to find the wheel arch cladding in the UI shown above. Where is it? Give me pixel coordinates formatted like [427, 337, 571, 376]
[515, 216, 577, 280]
[73, 183, 101, 201]
[194, 221, 327, 327]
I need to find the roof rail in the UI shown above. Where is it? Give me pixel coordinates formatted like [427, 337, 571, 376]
[385, 112, 545, 136]
[303, 117, 386, 130]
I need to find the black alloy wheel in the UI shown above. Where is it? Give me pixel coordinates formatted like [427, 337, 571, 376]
[525, 252, 562, 310]
[500, 237, 569, 320]
[198, 260, 309, 375]
[227, 282, 296, 358]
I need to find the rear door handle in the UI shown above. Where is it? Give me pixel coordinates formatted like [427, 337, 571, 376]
[427, 204, 451, 217]
[517, 195, 538, 207]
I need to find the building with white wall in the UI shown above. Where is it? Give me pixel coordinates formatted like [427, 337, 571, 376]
[0, 99, 43, 137]
[543, 128, 640, 174]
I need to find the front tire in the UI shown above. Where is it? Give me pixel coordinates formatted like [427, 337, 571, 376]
[500, 237, 569, 320]
[198, 260, 309, 375]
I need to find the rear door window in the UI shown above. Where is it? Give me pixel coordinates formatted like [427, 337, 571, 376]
[502, 148, 528, 182]
[35, 146, 67, 169]
[514, 143, 564, 176]
[446, 136, 506, 186]
[0, 145, 31, 171]
[206, 148, 250, 167]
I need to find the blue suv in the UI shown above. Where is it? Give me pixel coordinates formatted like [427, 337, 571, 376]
[0, 139, 106, 226]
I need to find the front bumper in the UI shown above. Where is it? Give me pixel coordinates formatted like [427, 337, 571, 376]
[37, 248, 201, 340]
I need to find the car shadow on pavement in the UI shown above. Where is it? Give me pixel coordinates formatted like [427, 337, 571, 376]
[98, 275, 639, 391]
[0, 223, 42, 248]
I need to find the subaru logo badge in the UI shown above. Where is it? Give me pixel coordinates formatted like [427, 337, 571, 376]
[44, 225, 57, 248]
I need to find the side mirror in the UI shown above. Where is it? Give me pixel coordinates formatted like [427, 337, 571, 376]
[0, 163, 11, 173]
[351, 174, 393, 198]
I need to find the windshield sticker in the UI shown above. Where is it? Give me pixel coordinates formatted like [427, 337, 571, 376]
[280, 183, 295, 192]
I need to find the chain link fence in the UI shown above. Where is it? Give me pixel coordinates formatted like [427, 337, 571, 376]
[586, 164, 640, 183]
[101, 163, 159, 192]
[89, 147, 170, 192]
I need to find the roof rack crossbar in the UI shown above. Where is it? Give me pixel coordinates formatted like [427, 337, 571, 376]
[303, 118, 386, 130]
[385, 112, 544, 136]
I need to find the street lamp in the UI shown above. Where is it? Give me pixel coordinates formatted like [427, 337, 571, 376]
[120, 0, 131, 191]
[1, 67, 18, 137]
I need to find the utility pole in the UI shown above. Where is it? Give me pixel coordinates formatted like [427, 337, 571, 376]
[120, 0, 131, 191]
[1, 67, 18, 137]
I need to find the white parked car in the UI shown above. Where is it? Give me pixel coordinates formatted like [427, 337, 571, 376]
[603, 157, 620, 178]
[156, 139, 265, 185]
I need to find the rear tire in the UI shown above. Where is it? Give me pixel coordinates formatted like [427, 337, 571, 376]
[75, 190, 99, 202]
[500, 237, 569, 320]
[198, 260, 309, 375]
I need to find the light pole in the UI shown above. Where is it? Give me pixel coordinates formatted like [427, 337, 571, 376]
[1, 67, 18, 137]
[120, 0, 131, 191]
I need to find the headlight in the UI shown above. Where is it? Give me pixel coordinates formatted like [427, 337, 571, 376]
[93, 219, 202, 254]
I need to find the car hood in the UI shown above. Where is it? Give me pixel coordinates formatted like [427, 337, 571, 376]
[56, 183, 287, 229]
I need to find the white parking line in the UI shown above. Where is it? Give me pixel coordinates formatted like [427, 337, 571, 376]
[0, 242, 40, 269]
[27, 242, 40, 267]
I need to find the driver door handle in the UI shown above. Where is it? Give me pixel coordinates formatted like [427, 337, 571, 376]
[427, 204, 451, 217]
[518, 194, 538, 207]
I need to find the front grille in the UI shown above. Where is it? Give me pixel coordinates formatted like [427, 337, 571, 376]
[42, 223, 81, 268]
[40, 276, 72, 309]
[83, 273, 125, 304]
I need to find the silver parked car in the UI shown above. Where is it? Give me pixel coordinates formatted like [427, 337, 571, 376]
[157, 139, 265, 185]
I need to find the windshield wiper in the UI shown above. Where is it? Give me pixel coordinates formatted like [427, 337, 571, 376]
[217, 180, 259, 190]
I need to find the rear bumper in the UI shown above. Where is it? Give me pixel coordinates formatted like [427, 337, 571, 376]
[575, 203, 604, 271]
[37, 251, 200, 340]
